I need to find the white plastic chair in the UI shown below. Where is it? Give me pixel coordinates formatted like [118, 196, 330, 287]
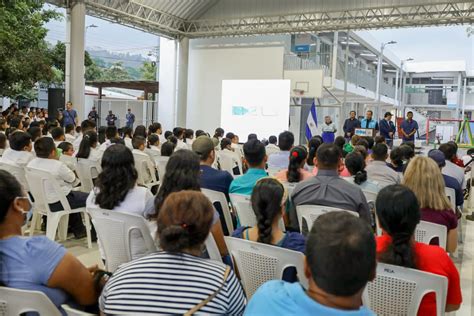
[61, 304, 96, 316]
[134, 153, 159, 189]
[445, 187, 462, 243]
[363, 263, 448, 316]
[415, 220, 447, 250]
[217, 151, 242, 176]
[0, 287, 61, 316]
[205, 233, 222, 262]
[25, 167, 92, 248]
[87, 208, 157, 272]
[155, 156, 169, 183]
[0, 162, 29, 191]
[202, 188, 234, 235]
[76, 158, 101, 193]
[229, 193, 285, 231]
[224, 237, 308, 299]
[296, 205, 357, 234]
[282, 182, 297, 198]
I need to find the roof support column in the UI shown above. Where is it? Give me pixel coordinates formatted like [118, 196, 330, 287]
[176, 37, 189, 127]
[69, 0, 86, 121]
[330, 32, 339, 89]
[158, 37, 178, 130]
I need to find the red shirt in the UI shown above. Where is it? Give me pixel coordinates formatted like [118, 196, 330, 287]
[376, 235, 462, 315]
[452, 157, 464, 168]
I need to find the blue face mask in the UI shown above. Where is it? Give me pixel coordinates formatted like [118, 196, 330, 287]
[15, 197, 33, 226]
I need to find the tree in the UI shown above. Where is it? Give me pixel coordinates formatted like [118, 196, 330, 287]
[85, 62, 104, 81]
[0, 0, 60, 98]
[140, 61, 157, 80]
[102, 62, 131, 81]
[49, 41, 95, 81]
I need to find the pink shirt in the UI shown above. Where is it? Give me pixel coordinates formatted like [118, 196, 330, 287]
[275, 168, 313, 182]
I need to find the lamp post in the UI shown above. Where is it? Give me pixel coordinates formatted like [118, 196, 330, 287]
[400, 58, 414, 117]
[376, 40, 396, 120]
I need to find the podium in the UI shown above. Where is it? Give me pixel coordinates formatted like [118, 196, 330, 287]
[354, 128, 376, 137]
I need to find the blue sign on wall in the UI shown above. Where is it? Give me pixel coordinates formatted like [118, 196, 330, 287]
[294, 45, 311, 53]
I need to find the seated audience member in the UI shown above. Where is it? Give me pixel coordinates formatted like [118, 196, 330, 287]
[374, 135, 386, 145]
[247, 133, 258, 141]
[99, 126, 118, 151]
[213, 127, 225, 144]
[100, 191, 245, 315]
[9, 117, 23, 133]
[439, 143, 466, 189]
[275, 146, 312, 183]
[366, 143, 400, 187]
[51, 127, 65, 147]
[146, 134, 160, 157]
[193, 136, 234, 234]
[160, 141, 176, 157]
[27, 137, 87, 238]
[343, 134, 360, 155]
[219, 137, 241, 175]
[292, 143, 371, 225]
[110, 137, 125, 146]
[265, 135, 280, 156]
[233, 178, 305, 252]
[148, 122, 166, 146]
[0, 133, 6, 156]
[195, 129, 206, 138]
[428, 149, 464, 208]
[28, 126, 42, 144]
[65, 123, 76, 143]
[132, 136, 157, 184]
[344, 152, 381, 193]
[375, 185, 461, 314]
[57, 142, 76, 172]
[356, 138, 369, 152]
[229, 139, 268, 195]
[229, 132, 242, 153]
[122, 126, 133, 149]
[0, 170, 100, 312]
[167, 135, 178, 146]
[73, 120, 95, 150]
[153, 149, 228, 257]
[387, 146, 404, 172]
[164, 130, 173, 139]
[134, 125, 147, 139]
[184, 128, 194, 146]
[87, 145, 155, 259]
[267, 131, 294, 169]
[334, 136, 346, 155]
[173, 127, 188, 150]
[76, 130, 102, 179]
[403, 156, 458, 253]
[307, 136, 322, 171]
[0, 131, 34, 167]
[245, 212, 375, 316]
[447, 141, 464, 168]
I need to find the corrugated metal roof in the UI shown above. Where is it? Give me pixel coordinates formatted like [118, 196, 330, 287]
[133, 0, 220, 20]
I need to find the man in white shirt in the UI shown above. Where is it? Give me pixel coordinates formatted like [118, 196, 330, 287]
[439, 143, 466, 190]
[366, 143, 400, 188]
[51, 127, 65, 148]
[174, 127, 188, 150]
[265, 135, 280, 156]
[267, 131, 294, 170]
[132, 136, 157, 189]
[99, 126, 118, 151]
[73, 120, 96, 150]
[27, 137, 88, 239]
[0, 131, 34, 168]
[65, 124, 76, 143]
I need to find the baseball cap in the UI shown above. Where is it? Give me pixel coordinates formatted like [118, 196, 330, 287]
[192, 136, 214, 158]
[428, 149, 446, 167]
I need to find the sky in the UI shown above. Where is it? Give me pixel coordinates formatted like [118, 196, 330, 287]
[43, 5, 473, 67]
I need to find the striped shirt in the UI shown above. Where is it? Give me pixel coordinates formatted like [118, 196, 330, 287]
[100, 251, 246, 315]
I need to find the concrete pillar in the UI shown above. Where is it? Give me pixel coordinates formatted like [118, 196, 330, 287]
[158, 37, 178, 130]
[331, 32, 339, 88]
[176, 37, 189, 127]
[456, 72, 462, 120]
[69, 0, 86, 120]
[65, 8, 71, 105]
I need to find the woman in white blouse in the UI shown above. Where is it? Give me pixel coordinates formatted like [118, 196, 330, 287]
[321, 115, 337, 143]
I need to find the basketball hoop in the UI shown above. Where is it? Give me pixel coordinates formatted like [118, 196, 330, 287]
[293, 89, 305, 97]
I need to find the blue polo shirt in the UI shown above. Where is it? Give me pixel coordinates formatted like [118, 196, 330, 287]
[245, 281, 375, 316]
[199, 165, 233, 199]
[400, 119, 418, 141]
[229, 168, 267, 195]
[63, 109, 77, 126]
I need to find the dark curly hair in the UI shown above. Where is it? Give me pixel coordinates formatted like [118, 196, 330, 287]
[251, 178, 285, 245]
[94, 144, 138, 210]
[307, 136, 322, 166]
[153, 149, 201, 217]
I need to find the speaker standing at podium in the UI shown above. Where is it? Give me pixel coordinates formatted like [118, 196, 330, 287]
[360, 110, 378, 132]
[321, 116, 337, 143]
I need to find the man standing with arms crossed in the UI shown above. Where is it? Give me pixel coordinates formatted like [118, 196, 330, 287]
[400, 111, 418, 143]
[125, 108, 135, 129]
[343, 111, 360, 141]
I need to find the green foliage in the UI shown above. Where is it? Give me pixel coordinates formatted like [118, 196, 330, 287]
[0, 0, 60, 98]
[102, 62, 131, 81]
[49, 41, 95, 81]
[140, 61, 157, 80]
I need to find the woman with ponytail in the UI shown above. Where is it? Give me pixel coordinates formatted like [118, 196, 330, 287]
[232, 178, 305, 253]
[275, 146, 312, 183]
[344, 151, 381, 193]
[376, 185, 461, 314]
[76, 130, 102, 178]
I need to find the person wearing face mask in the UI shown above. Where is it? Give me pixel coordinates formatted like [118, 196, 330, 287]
[0, 170, 100, 314]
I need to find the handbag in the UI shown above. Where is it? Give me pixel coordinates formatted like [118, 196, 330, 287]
[184, 266, 231, 315]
